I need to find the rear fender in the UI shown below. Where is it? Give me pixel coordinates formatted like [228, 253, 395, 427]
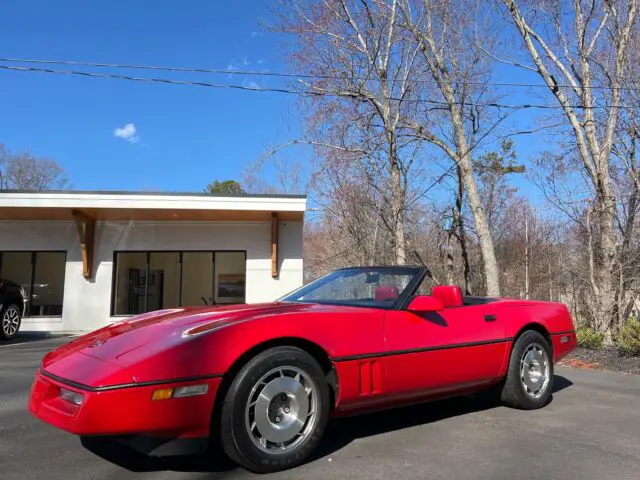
[498, 302, 576, 372]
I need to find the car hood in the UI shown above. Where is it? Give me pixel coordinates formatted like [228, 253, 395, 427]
[41, 302, 312, 384]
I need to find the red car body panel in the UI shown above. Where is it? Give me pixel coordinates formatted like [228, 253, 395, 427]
[28, 278, 576, 450]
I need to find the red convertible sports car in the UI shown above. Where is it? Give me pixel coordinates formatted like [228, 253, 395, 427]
[29, 266, 576, 473]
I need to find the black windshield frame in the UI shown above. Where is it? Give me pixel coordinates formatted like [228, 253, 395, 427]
[279, 266, 428, 310]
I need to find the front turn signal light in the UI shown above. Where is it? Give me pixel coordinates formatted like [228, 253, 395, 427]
[152, 384, 208, 401]
[151, 388, 174, 401]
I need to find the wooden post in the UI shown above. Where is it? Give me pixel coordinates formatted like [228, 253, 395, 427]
[271, 212, 279, 278]
[72, 210, 95, 279]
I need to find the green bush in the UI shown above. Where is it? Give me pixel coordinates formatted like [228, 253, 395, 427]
[576, 327, 605, 349]
[616, 317, 640, 357]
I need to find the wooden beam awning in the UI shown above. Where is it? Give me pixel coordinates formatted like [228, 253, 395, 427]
[271, 212, 279, 278]
[72, 210, 95, 279]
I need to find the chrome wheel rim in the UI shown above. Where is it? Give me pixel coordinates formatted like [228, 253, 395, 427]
[2, 306, 20, 337]
[245, 366, 319, 454]
[520, 343, 550, 398]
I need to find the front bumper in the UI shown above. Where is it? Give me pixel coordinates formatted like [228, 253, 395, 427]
[28, 369, 222, 439]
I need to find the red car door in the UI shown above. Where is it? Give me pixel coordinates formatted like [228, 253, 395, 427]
[383, 290, 508, 399]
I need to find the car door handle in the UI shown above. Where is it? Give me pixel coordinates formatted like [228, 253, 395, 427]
[484, 314, 497, 322]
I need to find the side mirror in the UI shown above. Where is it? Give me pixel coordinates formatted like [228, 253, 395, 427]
[408, 295, 444, 312]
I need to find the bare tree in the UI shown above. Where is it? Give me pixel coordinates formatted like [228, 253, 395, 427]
[398, 0, 504, 295]
[0, 144, 68, 190]
[501, 0, 639, 340]
[273, 0, 430, 265]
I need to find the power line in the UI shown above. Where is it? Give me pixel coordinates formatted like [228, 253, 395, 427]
[0, 56, 326, 79]
[0, 63, 638, 111]
[2, 56, 640, 92]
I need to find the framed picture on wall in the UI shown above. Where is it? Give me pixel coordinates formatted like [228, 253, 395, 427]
[217, 273, 245, 299]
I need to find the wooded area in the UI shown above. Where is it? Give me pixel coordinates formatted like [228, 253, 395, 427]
[266, 0, 640, 348]
[0, 144, 68, 191]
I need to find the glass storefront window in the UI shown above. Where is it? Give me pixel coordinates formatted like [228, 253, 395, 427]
[214, 251, 246, 304]
[113, 252, 147, 315]
[0, 251, 67, 317]
[112, 251, 246, 315]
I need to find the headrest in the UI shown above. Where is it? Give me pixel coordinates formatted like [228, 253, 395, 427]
[431, 285, 463, 308]
[375, 285, 399, 303]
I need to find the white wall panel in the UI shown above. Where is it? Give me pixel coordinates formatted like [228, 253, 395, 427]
[0, 219, 303, 333]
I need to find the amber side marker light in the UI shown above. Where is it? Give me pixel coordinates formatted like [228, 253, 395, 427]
[152, 385, 208, 401]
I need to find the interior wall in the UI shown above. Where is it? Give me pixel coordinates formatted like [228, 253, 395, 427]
[149, 252, 180, 308]
[181, 252, 213, 306]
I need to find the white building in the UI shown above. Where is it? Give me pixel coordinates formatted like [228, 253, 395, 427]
[0, 190, 305, 333]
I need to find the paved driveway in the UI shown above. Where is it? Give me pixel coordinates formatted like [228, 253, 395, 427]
[1, 336, 640, 480]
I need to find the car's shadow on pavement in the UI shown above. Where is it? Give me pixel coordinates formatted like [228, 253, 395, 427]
[80, 375, 573, 474]
[310, 374, 573, 463]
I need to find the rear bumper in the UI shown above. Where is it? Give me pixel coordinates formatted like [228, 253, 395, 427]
[551, 331, 577, 362]
[28, 369, 222, 439]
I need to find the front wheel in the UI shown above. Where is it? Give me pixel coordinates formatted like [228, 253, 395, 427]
[1, 304, 22, 340]
[500, 330, 554, 410]
[219, 346, 330, 473]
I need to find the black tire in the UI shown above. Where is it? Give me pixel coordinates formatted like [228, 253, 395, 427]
[0, 304, 22, 340]
[219, 346, 330, 473]
[500, 330, 554, 410]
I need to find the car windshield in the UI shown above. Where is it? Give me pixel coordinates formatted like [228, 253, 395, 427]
[280, 267, 422, 308]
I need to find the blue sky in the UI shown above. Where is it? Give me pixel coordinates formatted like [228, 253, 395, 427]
[0, 0, 305, 192]
[0, 0, 551, 201]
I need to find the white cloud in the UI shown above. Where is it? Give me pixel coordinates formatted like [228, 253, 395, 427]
[257, 59, 264, 65]
[113, 123, 140, 143]
[248, 81, 261, 89]
[243, 56, 250, 66]
[227, 62, 238, 78]
[250, 31, 263, 38]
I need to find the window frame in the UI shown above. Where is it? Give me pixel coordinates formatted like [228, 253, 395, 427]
[0, 250, 68, 317]
[110, 249, 247, 316]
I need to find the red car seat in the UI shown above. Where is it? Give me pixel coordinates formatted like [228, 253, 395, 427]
[431, 285, 463, 308]
[375, 285, 400, 303]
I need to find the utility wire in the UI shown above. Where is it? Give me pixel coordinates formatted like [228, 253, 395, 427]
[2, 56, 640, 92]
[1, 64, 638, 111]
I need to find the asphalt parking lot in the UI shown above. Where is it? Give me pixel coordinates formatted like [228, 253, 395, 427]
[2, 336, 640, 480]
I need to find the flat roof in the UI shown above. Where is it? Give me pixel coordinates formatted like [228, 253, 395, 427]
[0, 189, 306, 222]
[0, 189, 306, 199]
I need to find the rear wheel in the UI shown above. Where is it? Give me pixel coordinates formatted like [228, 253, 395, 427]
[500, 330, 554, 409]
[219, 346, 330, 473]
[1, 304, 22, 340]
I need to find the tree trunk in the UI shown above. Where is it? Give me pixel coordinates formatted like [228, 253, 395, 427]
[595, 187, 617, 344]
[548, 256, 553, 302]
[524, 216, 530, 299]
[455, 166, 472, 295]
[616, 169, 638, 331]
[390, 159, 406, 265]
[446, 225, 455, 285]
[454, 124, 500, 296]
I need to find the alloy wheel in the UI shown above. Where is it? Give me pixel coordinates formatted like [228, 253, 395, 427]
[244, 366, 319, 454]
[520, 343, 550, 398]
[2, 306, 21, 337]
